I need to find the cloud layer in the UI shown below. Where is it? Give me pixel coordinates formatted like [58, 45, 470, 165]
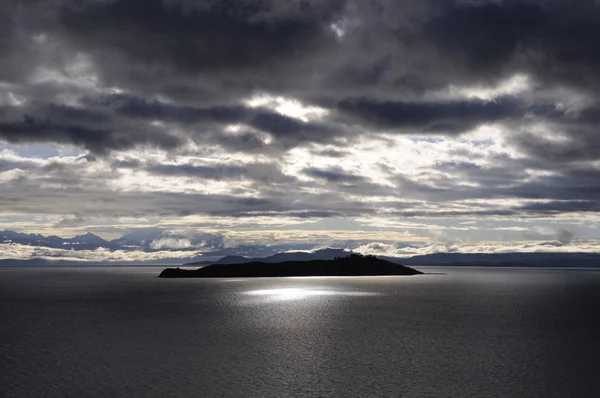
[2, 0, 600, 259]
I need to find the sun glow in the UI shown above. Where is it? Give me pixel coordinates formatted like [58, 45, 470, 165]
[244, 94, 329, 122]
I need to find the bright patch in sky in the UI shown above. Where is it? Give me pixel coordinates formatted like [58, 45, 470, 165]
[444, 74, 532, 100]
[244, 94, 330, 122]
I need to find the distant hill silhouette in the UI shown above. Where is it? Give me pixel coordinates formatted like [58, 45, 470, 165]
[394, 252, 600, 267]
[160, 253, 422, 278]
[184, 248, 351, 266]
[0, 229, 112, 251]
[0, 228, 209, 253]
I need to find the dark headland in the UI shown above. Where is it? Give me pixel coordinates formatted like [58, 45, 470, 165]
[159, 254, 422, 278]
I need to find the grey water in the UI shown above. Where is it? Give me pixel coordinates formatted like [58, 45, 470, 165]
[1, 267, 599, 398]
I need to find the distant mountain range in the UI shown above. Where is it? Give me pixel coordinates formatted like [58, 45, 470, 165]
[0, 229, 218, 252]
[0, 230, 113, 251]
[2, 229, 600, 267]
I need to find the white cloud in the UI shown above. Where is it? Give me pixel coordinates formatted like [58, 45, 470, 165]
[440, 74, 532, 101]
[244, 94, 330, 122]
[0, 243, 198, 263]
[354, 240, 600, 257]
[149, 237, 192, 250]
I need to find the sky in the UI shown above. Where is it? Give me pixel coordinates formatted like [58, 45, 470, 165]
[2, 0, 600, 262]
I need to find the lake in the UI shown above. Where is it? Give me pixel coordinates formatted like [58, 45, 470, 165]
[1, 266, 599, 397]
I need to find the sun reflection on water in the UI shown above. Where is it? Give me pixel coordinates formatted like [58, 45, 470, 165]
[244, 287, 378, 302]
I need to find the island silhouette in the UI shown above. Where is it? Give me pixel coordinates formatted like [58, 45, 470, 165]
[159, 253, 422, 278]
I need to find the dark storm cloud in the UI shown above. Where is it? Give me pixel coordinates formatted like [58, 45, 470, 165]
[335, 96, 528, 133]
[301, 166, 400, 197]
[303, 167, 365, 183]
[4, 0, 600, 222]
[385, 160, 600, 215]
[114, 160, 297, 184]
[516, 201, 600, 214]
[2, 0, 600, 149]
[394, 164, 600, 206]
[146, 164, 247, 180]
[6, 0, 600, 94]
[0, 116, 183, 154]
[17, 0, 347, 107]
[0, 1, 45, 82]
[94, 94, 249, 124]
[82, 94, 338, 150]
[0, 101, 183, 153]
[507, 102, 600, 166]
[425, 0, 600, 90]
[0, 117, 115, 153]
[249, 111, 331, 142]
[58, 0, 344, 76]
[208, 131, 270, 153]
[432, 160, 530, 187]
[0, 0, 347, 152]
[393, 209, 518, 218]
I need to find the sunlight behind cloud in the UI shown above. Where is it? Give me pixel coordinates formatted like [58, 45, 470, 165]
[244, 94, 330, 122]
[443, 74, 532, 100]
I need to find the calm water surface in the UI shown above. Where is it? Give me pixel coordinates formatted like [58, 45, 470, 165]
[1, 266, 599, 397]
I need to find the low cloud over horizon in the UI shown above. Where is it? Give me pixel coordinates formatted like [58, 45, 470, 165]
[2, 0, 600, 262]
